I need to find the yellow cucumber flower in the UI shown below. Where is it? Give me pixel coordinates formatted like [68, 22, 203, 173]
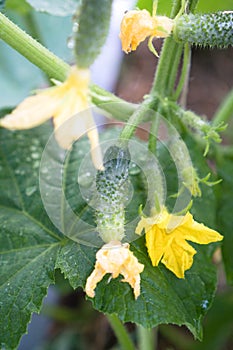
[119, 9, 173, 53]
[85, 241, 144, 299]
[0, 66, 102, 169]
[136, 208, 223, 278]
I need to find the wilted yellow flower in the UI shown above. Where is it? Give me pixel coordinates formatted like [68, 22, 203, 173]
[0, 66, 102, 169]
[119, 9, 173, 53]
[85, 241, 144, 299]
[136, 208, 223, 278]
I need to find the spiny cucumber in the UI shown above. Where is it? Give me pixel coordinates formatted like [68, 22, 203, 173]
[95, 145, 130, 243]
[173, 11, 233, 48]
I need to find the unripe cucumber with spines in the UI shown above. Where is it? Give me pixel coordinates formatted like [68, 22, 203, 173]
[173, 12, 233, 48]
[74, 0, 113, 68]
[95, 146, 131, 243]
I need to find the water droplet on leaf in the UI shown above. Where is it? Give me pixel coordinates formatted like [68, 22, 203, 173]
[129, 162, 140, 175]
[25, 186, 37, 196]
[67, 36, 75, 49]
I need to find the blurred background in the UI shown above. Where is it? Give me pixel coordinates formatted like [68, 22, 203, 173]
[0, 0, 233, 349]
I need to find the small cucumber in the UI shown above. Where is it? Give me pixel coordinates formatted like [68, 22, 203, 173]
[74, 0, 113, 68]
[95, 146, 130, 243]
[173, 11, 233, 48]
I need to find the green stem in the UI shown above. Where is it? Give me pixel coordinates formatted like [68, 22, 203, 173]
[138, 326, 156, 350]
[212, 89, 233, 126]
[190, 0, 200, 12]
[148, 111, 160, 154]
[148, 0, 183, 156]
[107, 314, 135, 350]
[218, 145, 233, 158]
[0, 12, 69, 81]
[119, 97, 153, 144]
[151, 38, 182, 96]
[173, 43, 191, 101]
[151, 0, 198, 98]
[165, 43, 183, 96]
[150, 0, 183, 97]
[90, 84, 137, 121]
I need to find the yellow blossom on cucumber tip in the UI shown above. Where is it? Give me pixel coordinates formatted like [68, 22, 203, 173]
[0, 66, 103, 170]
[119, 9, 174, 53]
[85, 241, 144, 299]
[136, 207, 223, 278]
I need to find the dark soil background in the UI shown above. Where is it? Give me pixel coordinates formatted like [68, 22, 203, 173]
[115, 41, 233, 121]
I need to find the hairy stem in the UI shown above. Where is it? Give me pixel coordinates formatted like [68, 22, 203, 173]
[138, 326, 157, 350]
[173, 43, 191, 102]
[0, 12, 69, 81]
[119, 97, 153, 143]
[212, 90, 233, 126]
[107, 314, 135, 350]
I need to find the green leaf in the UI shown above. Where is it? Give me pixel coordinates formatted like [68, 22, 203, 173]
[137, 0, 233, 16]
[216, 156, 233, 284]
[0, 123, 62, 350]
[0, 0, 6, 10]
[56, 241, 97, 289]
[58, 132, 219, 340]
[25, 0, 81, 16]
[190, 291, 233, 350]
[0, 120, 220, 346]
[196, 0, 233, 13]
[5, 0, 32, 14]
[183, 136, 217, 228]
[136, 0, 173, 16]
[136, 0, 153, 13]
[59, 236, 217, 340]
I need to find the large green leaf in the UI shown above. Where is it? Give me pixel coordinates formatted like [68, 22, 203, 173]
[216, 155, 233, 284]
[0, 120, 220, 348]
[190, 291, 233, 350]
[0, 123, 62, 350]
[197, 0, 233, 13]
[5, 0, 32, 14]
[58, 236, 217, 340]
[137, 0, 233, 15]
[25, 0, 81, 16]
[137, 0, 153, 13]
[0, 0, 6, 10]
[58, 131, 220, 340]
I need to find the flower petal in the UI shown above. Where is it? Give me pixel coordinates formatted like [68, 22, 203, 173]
[136, 208, 223, 278]
[145, 227, 167, 266]
[175, 212, 223, 245]
[119, 10, 155, 53]
[85, 241, 144, 299]
[85, 263, 106, 298]
[119, 10, 173, 53]
[53, 90, 88, 149]
[161, 238, 197, 278]
[0, 92, 59, 129]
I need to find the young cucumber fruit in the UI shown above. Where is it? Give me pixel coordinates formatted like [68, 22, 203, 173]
[74, 0, 113, 68]
[173, 11, 233, 48]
